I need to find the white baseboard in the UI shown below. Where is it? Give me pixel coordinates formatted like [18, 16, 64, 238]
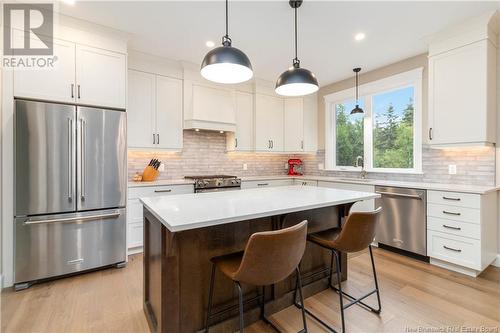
[492, 254, 500, 268]
[429, 258, 479, 277]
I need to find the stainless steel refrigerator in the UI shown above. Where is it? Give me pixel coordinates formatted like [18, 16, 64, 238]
[14, 99, 127, 290]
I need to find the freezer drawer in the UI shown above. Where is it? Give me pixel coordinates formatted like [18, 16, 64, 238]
[15, 208, 126, 284]
[375, 186, 427, 256]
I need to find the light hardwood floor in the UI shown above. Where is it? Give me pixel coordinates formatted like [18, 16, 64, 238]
[2, 248, 499, 333]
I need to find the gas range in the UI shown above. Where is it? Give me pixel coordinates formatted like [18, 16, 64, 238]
[184, 175, 241, 193]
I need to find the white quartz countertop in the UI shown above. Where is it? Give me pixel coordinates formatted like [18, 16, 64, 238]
[128, 175, 499, 194]
[140, 185, 380, 232]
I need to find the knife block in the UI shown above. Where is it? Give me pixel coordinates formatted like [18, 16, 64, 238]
[142, 166, 159, 182]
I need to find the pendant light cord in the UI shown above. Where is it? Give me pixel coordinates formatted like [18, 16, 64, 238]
[222, 0, 231, 46]
[293, 6, 300, 68]
[356, 71, 359, 103]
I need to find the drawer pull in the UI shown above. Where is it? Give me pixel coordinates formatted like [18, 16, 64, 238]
[443, 245, 461, 253]
[257, 183, 269, 186]
[442, 224, 461, 231]
[442, 210, 461, 216]
[154, 189, 172, 193]
[442, 196, 461, 201]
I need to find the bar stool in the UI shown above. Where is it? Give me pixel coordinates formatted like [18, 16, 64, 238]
[295, 208, 382, 333]
[205, 221, 309, 333]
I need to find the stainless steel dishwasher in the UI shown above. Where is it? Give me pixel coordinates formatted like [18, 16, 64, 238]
[374, 186, 427, 257]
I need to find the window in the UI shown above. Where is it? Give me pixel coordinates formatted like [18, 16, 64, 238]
[325, 68, 422, 173]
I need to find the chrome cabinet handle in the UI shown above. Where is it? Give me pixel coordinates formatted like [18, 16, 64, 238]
[443, 224, 461, 231]
[71, 84, 74, 99]
[443, 245, 461, 252]
[301, 140, 304, 150]
[271, 140, 274, 149]
[257, 183, 269, 186]
[80, 119, 86, 201]
[24, 212, 120, 225]
[442, 210, 460, 216]
[429, 127, 433, 140]
[77, 85, 81, 99]
[235, 138, 238, 148]
[154, 189, 172, 193]
[153, 133, 156, 144]
[268, 140, 271, 149]
[157, 133, 159, 145]
[376, 191, 422, 199]
[442, 196, 460, 201]
[68, 118, 73, 201]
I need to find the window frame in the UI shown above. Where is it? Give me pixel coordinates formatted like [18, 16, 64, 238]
[324, 68, 423, 174]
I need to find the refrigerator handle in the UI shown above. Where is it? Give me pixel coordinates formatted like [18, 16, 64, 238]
[68, 118, 73, 201]
[80, 118, 86, 201]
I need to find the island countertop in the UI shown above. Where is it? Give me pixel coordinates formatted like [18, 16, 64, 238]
[140, 185, 380, 232]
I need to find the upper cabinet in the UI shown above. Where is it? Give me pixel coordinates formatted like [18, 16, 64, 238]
[127, 69, 183, 150]
[427, 12, 497, 147]
[255, 93, 284, 151]
[75, 45, 126, 109]
[227, 91, 254, 151]
[13, 35, 126, 109]
[284, 98, 304, 152]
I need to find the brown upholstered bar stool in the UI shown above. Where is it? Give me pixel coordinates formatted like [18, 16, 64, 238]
[295, 208, 382, 333]
[205, 221, 309, 333]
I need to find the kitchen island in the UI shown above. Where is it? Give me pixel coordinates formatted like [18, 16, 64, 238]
[140, 186, 379, 333]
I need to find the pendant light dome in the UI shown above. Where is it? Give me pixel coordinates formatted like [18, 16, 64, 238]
[200, 0, 253, 84]
[275, 0, 319, 97]
[351, 67, 364, 114]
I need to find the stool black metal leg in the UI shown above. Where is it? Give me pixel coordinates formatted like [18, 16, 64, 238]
[205, 262, 216, 332]
[296, 267, 308, 333]
[236, 281, 244, 333]
[333, 250, 346, 333]
[369, 246, 382, 313]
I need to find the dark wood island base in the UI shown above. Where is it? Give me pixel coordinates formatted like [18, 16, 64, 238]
[143, 204, 352, 333]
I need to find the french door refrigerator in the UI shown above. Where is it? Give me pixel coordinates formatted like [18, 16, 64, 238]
[14, 99, 127, 290]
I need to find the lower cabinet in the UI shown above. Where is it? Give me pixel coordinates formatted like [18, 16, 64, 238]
[317, 181, 375, 212]
[294, 179, 318, 186]
[127, 184, 194, 254]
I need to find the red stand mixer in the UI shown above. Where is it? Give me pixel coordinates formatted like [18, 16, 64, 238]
[287, 159, 303, 176]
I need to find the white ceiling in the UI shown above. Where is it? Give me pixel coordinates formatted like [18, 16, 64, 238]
[58, 1, 499, 86]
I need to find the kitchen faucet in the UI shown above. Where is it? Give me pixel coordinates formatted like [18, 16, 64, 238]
[355, 156, 367, 179]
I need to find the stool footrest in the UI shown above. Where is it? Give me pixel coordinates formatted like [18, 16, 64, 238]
[330, 285, 380, 313]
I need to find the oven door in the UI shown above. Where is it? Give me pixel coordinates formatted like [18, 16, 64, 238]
[196, 187, 241, 193]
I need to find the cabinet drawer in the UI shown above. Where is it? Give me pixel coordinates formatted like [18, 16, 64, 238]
[128, 184, 193, 199]
[427, 230, 480, 270]
[427, 217, 480, 240]
[127, 199, 143, 221]
[127, 221, 143, 249]
[241, 179, 293, 189]
[427, 203, 480, 224]
[427, 191, 480, 209]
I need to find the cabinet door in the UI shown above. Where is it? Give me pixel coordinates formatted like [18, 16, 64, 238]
[76, 45, 126, 108]
[234, 91, 254, 151]
[284, 98, 304, 152]
[13, 33, 76, 103]
[255, 94, 284, 151]
[156, 75, 183, 150]
[192, 84, 235, 123]
[303, 94, 318, 152]
[127, 70, 156, 148]
[428, 41, 489, 145]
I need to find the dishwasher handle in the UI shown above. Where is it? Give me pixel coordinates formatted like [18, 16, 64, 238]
[375, 191, 423, 200]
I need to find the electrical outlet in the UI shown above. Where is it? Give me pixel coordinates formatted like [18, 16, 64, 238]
[243, 163, 248, 171]
[285, 163, 289, 170]
[448, 164, 457, 175]
[158, 163, 165, 172]
[318, 163, 324, 170]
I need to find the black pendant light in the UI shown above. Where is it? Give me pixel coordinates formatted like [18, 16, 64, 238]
[200, 0, 253, 84]
[275, 0, 319, 97]
[351, 67, 364, 114]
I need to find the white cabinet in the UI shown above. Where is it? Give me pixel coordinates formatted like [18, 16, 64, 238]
[428, 40, 496, 146]
[127, 184, 194, 253]
[302, 94, 318, 152]
[13, 36, 126, 109]
[156, 76, 183, 149]
[317, 181, 375, 212]
[241, 179, 293, 189]
[227, 91, 254, 151]
[294, 179, 318, 186]
[127, 70, 183, 150]
[255, 94, 284, 151]
[426, 190, 497, 276]
[127, 70, 156, 148]
[75, 45, 126, 109]
[14, 36, 76, 103]
[284, 98, 304, 152]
